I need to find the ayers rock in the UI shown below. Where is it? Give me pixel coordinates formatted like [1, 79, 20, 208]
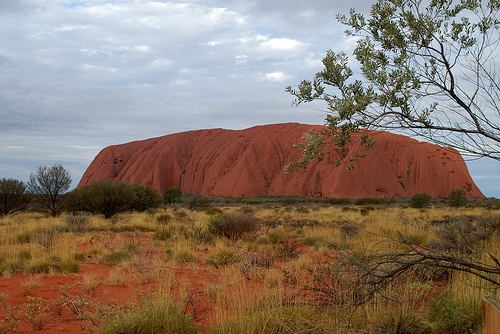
[78, 123, 484, 199]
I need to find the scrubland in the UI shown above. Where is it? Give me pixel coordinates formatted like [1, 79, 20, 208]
[1, 200, 499, 333]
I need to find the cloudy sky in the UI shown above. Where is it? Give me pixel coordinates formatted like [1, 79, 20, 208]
[1, 0, 499, 197]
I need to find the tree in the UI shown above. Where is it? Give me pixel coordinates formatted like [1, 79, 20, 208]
[286, 0, 500, 171]
[28, 164, 71, 217]
[448, 188, 468, 207]
[162, 187, 182, 205]
[0, 178, 31, 215]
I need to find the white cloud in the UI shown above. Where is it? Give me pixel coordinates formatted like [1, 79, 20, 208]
[262, 38, 302, 51]
[265, 72, 286, 81]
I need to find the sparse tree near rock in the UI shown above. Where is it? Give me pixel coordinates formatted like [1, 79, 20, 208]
[0, 178, 31, 215]
[28, 164, 71, 217]
[286, 0, 500, 171]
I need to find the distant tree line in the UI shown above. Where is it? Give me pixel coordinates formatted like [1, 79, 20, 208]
[0, 163, 486, 218]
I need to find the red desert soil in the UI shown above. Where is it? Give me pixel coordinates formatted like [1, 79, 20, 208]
[78, 123, 483, 199]
[0, 233, 279, 334]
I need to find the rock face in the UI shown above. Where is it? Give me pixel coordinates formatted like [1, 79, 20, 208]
[78, 123, 484, 199]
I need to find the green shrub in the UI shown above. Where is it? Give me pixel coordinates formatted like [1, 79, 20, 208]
[162, 187, 182, 205]
[208, 212, 260, 240]
[68, 180, 161, 219]
[98, 298, 197, 334]
[354, 197, 386, 205]
[448, 188, 468, 207]
[410, 192, 433, 208]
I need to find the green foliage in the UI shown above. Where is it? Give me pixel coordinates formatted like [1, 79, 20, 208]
[69, 179, 161, 219]
[354, 197, 386, 205]
[410, 192, 432, 209]
[28, 164, 71, 217]
[0, 178, 31, 215]
[98, 298, 197, 334]
[448, 188, 468, 207]
[286, 0, 500, 170]
[163, 187, 182, 204]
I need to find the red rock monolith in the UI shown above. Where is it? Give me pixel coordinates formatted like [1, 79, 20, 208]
[78, 123, 484, 199]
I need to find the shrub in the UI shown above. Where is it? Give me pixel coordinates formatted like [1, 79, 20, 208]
[354, 197, 386, 205]
[65, 212, 92, 232]
[409, 192, 432, 208]
[69, 180, 161, 218]
[205, 247, 238, 268]
[156, 214, 172, 225]
[184, 195, 210, 210]
[208, 212, 260, 240]
[448, 188, 468, 207]
[323, 197, 352, 205]
[22, 296, 52, 330]
[163, 187, 182, 204]
[268, 231, 284, 244]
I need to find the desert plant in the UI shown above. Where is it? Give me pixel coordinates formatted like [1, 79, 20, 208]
[448, 188, 468, 207]
[163, 187, 182, 205]
[205, 246, 238, 269]
[410, 192, 432, 209]
[208, 212, 260, 241]
[277, 239, 301, 259]
[22, 296, 51, 330]
[98, 298, 197, 334]
[65, 212, 92, 233]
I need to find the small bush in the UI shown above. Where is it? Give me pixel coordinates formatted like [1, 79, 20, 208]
[154, 227, 173, 241]
[268, 231, 284, 244]
[205, 247, 238, 269]
[208, 212, 260, 240]
[65, 212, 92, 232]
[22, 296, 52, 330]
[156, 214, 172, 225]
[277, 239, 301, 259]
[410, 192, 432, 209]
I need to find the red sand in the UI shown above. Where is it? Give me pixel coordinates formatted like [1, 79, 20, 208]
[78, 123, 483, 199]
